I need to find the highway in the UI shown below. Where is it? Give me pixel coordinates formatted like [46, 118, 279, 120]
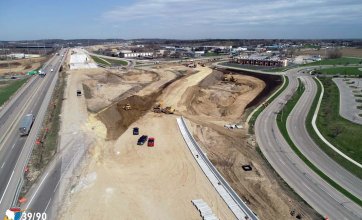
[255, 69, 362, 220]
[287, 76, 362, 199]
[0, 49, 67, 216]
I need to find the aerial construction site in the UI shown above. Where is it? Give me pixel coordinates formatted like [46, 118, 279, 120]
[44, 48, 319, 220]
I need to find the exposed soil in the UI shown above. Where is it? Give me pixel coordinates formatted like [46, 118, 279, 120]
[185, 70, 265, 121]
[97, 91, 161, 140]
[189, 122, 320, 220]
[0, 56, 48, 75]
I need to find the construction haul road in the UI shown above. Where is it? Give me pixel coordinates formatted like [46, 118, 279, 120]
[0, 49, 66, 215]
[255, 68, 362, 220]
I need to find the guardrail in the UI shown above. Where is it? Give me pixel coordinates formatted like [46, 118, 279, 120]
[177, 117, 258, 220]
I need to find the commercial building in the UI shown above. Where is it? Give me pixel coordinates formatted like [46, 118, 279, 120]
[233, 55, 288, 67]
[119, 50, 153, 58]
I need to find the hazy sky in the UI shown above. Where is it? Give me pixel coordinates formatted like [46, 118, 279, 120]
[1, 0, 362, 40]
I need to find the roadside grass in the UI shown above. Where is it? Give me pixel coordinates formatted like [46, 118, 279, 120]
[0, 78, 29, 106]
[316, 67, 362, 76]
[277, 79, 362, 206]
[248, 76, 288, 134]
[264, 66, 292, 72]
[91, 55, 128, 66]
[203, 52, 220, 57]
[101, 57, 128, 66]
[316, 78, 362, 164]
[90, 55, 111, 66]
[306, 78, 362, 179]
[304, 57, 362, 66]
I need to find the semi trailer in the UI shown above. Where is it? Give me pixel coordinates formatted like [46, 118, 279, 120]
[19, 114, 35, 136]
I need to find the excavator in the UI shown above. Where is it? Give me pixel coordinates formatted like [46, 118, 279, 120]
[123, 103, 132, 110]
[153, 101, 175, 114]
[222, 73, 237, 82]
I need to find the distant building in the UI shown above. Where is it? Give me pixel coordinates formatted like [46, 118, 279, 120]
[233, 55, 288, 67]
[119, 50, 153, 58]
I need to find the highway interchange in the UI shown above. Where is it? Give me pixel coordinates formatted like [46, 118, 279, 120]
[0, 52, 361, 219]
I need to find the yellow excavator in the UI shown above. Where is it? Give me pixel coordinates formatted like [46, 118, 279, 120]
[153, 101, 175, 114]
[123, 103, 132, 110]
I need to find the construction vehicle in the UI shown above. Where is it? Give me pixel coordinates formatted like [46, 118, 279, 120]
[222, 74, 237, 82]
[153, 102, 175, 114]
[123, 104, 132, 110]
[162, 106, 175, 114]
[153, 103, 162, 113]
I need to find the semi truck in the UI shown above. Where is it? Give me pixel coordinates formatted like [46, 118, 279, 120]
[19, 114, 35, 136]
[38, 69, 46, 77]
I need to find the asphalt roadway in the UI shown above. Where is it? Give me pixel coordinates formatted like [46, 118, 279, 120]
[287, 76, 362, 199]
[0, 49, 66, 216]
[255, 69, 362, 220]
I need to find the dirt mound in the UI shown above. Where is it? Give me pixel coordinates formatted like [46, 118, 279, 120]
[121, 70, 159, 83]
[97, 91, 161, 140]
[186, 71, 265, 120]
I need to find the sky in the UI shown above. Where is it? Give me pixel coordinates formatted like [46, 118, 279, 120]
[0, 0, 362, 40]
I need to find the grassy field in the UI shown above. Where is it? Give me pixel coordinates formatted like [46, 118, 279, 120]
[104, 58, 128, 66]
[248, 76, 288, 133]
[306, 78, 362, 179]
[304, 57, 362, 66]
[277, 78, 362, 206]
[91, 55, 128, 66]
[316, 67, 362, 76]
[0, 78, 29, 106]
[316, 78, 362, 164]
[90, 55, 111, 66]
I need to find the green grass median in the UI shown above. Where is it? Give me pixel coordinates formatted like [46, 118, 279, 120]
[306, 78, 362, 179]
[0, 78, 29, 106]
[277, 78, 362, 206]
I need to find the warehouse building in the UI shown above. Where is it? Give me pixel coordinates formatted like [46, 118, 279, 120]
[233, 55, 288, 67]
[119, 50, 153, 58]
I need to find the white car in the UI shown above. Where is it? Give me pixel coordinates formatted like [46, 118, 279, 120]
[50, 68, 54, 72]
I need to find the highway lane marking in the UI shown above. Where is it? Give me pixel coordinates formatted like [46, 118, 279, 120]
[0, 170, 14, 204]
[0, 76, 48, 151]
[11, 144, 15, 150]
[26, 172, 49, 209]
[44, 198, 52, 212]
[1, 161, 5, 169]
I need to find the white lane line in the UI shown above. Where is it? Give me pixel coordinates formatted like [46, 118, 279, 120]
[1, 161, 5, 169]
[11, 144, 15, 150]
[44, 198, 52, 212]
[53, 180, 60, 193]
[25, 172, 49, 209]
[0, 170, 15, 204]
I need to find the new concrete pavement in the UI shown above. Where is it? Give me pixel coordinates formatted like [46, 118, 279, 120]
[0, 49, 66, 216]
[287, 76, 362, 199]
[255, 69, 362, 219]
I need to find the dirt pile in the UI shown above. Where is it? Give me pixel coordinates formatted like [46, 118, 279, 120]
[97, 91, 161, 140]
[186, 70, 265, 121]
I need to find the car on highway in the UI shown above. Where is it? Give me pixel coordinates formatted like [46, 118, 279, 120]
[137, 135, 148, 145]
[51, 68, 54, 72]
[133, 127, 139, 135]
[147, 137, 155, 147]
[19, 114, 35, 136]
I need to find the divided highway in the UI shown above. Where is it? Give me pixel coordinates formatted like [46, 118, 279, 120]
[287, 76, 362, 199]
[0, 49, 67, 215]
[255, 69, 362, 219]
